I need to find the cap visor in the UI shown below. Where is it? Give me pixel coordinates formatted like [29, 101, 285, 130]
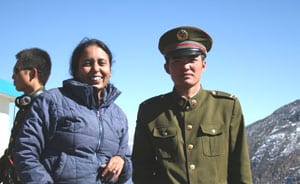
[166, 49, 204, 57]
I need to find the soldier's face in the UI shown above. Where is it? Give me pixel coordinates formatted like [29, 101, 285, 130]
[164, 55, 206, 89]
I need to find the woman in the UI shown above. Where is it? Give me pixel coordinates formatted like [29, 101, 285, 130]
[13, 39, 132, 183]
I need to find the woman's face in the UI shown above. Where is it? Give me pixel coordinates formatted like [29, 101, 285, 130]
[76, 45, 111, 90]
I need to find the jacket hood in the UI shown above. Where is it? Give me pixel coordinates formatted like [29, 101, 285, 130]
[61, 79, 121, 109]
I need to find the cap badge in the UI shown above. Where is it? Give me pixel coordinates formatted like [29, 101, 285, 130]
[176, 29, 189, 41]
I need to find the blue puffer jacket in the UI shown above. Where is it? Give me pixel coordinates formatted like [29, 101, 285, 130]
[13, 79, 132, 184]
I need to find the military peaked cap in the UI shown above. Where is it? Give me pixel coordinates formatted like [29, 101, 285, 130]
[158, 26, 213, 57]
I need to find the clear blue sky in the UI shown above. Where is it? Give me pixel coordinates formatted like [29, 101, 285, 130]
[1, 1, 299, 140]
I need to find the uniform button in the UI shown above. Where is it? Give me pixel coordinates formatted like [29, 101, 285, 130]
[187, 124, 193, 130]
[163, 131, 168, 136]
[191, 99, 197, 106]
[178, 99, 185, 107]
[189, 164, 195, 170]
[212, 129, 216, 134]
[188, 144, 194, 150]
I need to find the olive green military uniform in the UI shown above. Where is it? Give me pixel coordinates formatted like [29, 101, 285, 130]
[132, 25, 252, 183]
[132, 89, 252, 183]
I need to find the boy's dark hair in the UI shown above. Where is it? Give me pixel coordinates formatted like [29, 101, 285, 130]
[16, 48, 51, 85]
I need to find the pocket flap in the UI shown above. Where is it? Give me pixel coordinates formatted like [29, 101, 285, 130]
[200, 123, 223, 135]
[152, 126, 177, 138]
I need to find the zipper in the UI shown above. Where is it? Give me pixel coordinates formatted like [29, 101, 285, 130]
[96, 110, 104, 164]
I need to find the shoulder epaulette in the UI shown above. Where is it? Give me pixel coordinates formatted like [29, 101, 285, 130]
[141, 93, 170, 105]
[210, 90, 236, 99]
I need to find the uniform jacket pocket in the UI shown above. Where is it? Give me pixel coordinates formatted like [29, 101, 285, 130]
[200, 123, 225, 157]
[152, 126, 178, 159]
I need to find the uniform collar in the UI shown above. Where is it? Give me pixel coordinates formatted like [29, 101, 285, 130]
[171, 88, 202, 111]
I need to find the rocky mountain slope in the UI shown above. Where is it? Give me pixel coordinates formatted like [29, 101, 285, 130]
[247, 99, 300, 184]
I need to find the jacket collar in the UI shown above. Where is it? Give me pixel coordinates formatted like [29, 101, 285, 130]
[171, 88, 203, 111]
[62, 79, 121, 109]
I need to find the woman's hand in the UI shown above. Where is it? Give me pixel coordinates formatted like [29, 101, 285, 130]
[100, 155, 125, 183]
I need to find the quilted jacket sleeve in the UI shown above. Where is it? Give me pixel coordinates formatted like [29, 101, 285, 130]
[13, 96, 54, 183]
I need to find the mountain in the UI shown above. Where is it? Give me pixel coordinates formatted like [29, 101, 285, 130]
[247, 99, 300, 184]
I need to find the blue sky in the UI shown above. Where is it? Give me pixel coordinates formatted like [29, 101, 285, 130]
[1, 1, 300, 140]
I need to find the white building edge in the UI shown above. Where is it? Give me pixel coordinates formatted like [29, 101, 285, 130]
[0, 78, 21, 154]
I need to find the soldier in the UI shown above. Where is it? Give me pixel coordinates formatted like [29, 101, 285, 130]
[0, 48, 51, 184]
[132, 26, 253, 183]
